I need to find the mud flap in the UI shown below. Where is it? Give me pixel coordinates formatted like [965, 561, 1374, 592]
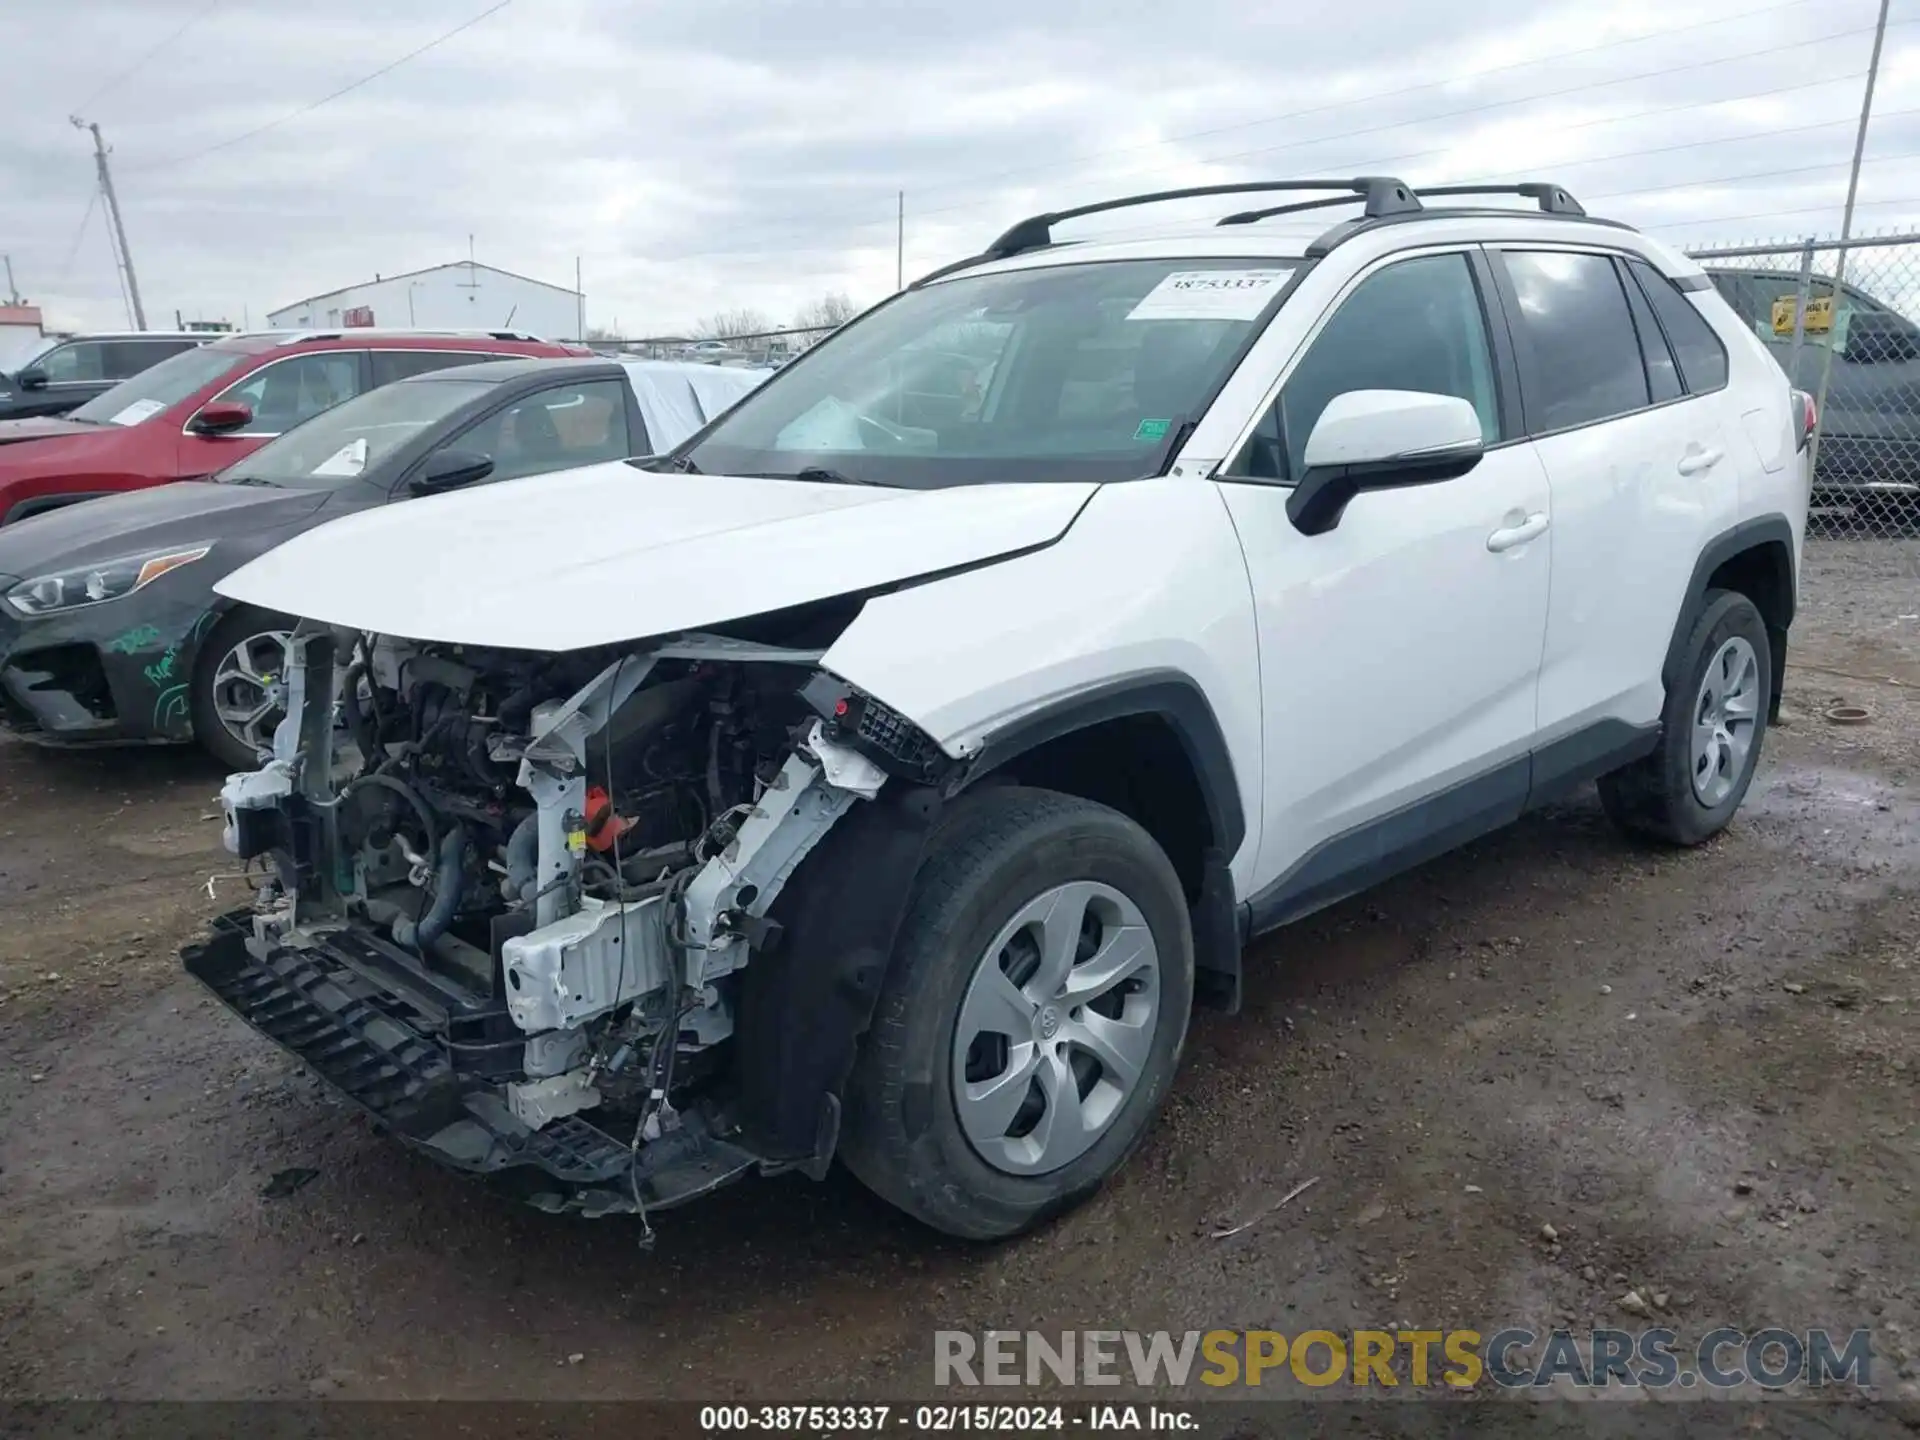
[1191, 846, 1241, 1014]
[733, 784, 941, 1165]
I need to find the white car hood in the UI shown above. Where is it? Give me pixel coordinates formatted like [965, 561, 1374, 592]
[215, 461, 1096, 651]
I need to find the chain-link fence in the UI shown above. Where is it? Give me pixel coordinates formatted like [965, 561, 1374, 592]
[1686, 235, 1920, 546]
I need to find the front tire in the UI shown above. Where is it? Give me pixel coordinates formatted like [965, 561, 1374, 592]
[1599, 588, 1772, 845]
[839, 787, 1194, 1241]
[189, 606, 297, 771]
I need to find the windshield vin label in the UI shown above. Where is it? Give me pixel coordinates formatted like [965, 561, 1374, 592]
[1126, 269, 1288, 322]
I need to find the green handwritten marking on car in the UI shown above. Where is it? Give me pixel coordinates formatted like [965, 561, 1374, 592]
[106, 625, 164, 656]
[142, 647, 179, 688]
[151, 683, 188, 733]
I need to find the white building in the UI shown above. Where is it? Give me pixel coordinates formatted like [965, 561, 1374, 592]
[0, 304, 52, 371]
[266, 262, 582, 341]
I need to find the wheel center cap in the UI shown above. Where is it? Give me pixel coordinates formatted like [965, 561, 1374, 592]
[1037, 1006, 1061, 1041]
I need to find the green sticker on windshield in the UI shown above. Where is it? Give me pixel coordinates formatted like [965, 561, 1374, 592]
[1134, 418, 1171, 441]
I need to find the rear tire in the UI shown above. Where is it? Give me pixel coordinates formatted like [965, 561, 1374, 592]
[839, 787, 1194, 1241]
[1599, 588, 1771, 846]
[190, 606, 298, 771]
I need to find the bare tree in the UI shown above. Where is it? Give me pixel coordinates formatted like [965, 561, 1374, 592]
[791, 292, 858, 331]
[583, 324, 623, 343]
[693, 308, 774, 341]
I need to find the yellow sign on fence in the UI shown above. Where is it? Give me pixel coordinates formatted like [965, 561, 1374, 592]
[1772, 293, 1834, 335]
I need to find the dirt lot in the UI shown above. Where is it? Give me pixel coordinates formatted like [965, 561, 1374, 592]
[2, 538, 1917, 1421]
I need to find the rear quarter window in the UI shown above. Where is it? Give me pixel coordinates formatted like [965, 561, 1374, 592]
[1632, 261, 1730, 394]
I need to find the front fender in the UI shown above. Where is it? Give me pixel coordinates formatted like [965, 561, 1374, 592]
[821, 477, 1264, 893]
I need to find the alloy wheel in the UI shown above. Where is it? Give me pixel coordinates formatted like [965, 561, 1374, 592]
[951, 880, 1161, 1176]
[208, 630, 292, 758]
[1690, 635, 1761, 807]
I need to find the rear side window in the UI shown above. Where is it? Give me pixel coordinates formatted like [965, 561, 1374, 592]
[1231, 252, 1500, 482]
[371, 349, 493, 386]
[453, 379, 633, 482]
[1502, 251, 1649, 431]
[1629, 261, 1730, 394]
[37, 341, 106, 383]
[102, 339, 196, 380]
[215, 352, 365, 434]
[1618, 264, 1683, 404]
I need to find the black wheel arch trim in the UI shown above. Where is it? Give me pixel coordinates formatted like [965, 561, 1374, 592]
[956, 671, 1248, 860]
[1662, 513, 1795, 720]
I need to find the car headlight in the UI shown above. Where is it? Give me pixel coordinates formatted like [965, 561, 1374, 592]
[6, 545, 212, 616]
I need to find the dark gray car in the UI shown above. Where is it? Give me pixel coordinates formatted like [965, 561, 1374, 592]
[0, 356, 763, 767]
[0, 332, 213, 421]
[1706, 269, 1920, 515]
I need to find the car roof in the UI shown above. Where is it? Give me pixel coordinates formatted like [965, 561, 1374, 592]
[48, 330, 218, 342]
[934, 212, 1706, 287]
[202, 330, 568, 357]
[397, 355, 624, 385]
[913, 178, 1707, 289]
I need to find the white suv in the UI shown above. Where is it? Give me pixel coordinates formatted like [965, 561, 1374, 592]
[185, 177, 1810, 1241]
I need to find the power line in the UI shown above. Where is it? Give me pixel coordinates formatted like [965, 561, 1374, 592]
[1586, 147, 1920, 206]
[644, 17, 1904, 273]
[692, 0, 1889, 255]
[1649, 193, 1920, 234]
[72, 0, 227, 114]
[133, 0, 515, 173]
[857, 0, 1844, 222]
[1118, 23, 1904, 200]
[52, 191, 99, 288]
[641, 67, 1898, 268]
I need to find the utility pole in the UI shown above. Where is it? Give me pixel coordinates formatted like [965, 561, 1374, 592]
[70, 116, 147, 329]
[896, 191, 905, 291]
[2, 255, 17, 305]
[576, 255, 585, 341]
[1811, 0, 1891, 476]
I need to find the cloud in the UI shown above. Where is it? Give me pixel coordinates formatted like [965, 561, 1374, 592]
[3, 0, 1917, 335]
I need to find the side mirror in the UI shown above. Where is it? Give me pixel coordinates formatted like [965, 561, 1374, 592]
[187, 400, 253, 436]
[16, 367, 48, 391]
[409, 447, 495, 496]
[1287, 390, 1485, 536]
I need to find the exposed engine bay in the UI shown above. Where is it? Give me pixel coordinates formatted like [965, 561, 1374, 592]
[186, 622, 950, 1230]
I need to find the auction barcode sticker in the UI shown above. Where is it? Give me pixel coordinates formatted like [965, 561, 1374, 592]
[1126, 269, 1290, 322]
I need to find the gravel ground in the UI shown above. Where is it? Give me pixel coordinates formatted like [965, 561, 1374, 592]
[1, 538, 1916, 1426]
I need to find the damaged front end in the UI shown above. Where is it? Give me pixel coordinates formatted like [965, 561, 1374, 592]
[182, 623, 945, 1223]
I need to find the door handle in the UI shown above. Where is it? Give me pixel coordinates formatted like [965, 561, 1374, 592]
[1487, 511, 1549, 552]
[1677, 446, 1724, 476]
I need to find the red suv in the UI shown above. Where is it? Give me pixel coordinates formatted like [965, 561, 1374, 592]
[0, 330, 586, 525]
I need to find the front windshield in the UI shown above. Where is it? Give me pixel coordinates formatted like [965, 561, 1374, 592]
[680, 257, 1295, 488]
[69, 344, 245, 426]
[217, 376, 488, 488]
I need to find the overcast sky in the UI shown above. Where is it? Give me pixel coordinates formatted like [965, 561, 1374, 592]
[4, 0, 1918, 336]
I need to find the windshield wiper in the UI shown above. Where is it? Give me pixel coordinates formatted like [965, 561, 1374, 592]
[215, 474, 276, 486]
[635, 453, 701, 474]
[755, 466, 891, 488]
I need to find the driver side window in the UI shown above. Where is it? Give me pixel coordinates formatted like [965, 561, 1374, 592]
[39, 341, 106, 384]
[215, 353, 364, 435]
[1230, 253, 1501, 483]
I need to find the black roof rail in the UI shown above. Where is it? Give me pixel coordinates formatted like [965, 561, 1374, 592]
[1226, 180, 1586, 231]
[981, 177, 1419, 258]
[911, 176, 1608, 287]
[1412, 182, 1586, 215]
[910, 177, 1423, 284]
